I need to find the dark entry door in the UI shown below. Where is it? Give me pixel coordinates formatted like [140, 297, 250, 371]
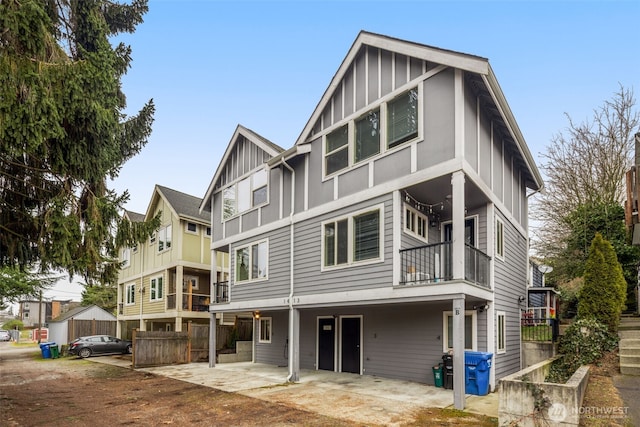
[341, 317, 361, 374]
[318, 318, 335, 371]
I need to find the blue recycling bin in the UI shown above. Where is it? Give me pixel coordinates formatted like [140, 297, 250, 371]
[39, 342, 54, 359]
[464, 351, 493, 396]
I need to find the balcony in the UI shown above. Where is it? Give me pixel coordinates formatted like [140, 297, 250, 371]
[399, 242, 490, 288]
[166, 293, 211, 312]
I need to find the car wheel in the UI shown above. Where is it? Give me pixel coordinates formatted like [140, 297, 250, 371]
[125, 344, 132, 354]
[78, 348, 92, 358]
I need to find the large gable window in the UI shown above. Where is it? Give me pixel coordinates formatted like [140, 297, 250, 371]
[235, 240, 268, 283]
[388, 88, 418, 148]
[323, 86, 419, 177]
[325, 125, 349, 175]
[323, 205, 383, 269]
[222, 168, 269, 221]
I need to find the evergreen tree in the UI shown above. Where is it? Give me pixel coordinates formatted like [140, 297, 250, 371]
[578, 233, 627, 332]
[81, 282, 117, 313]
[0, 0, 157, 285]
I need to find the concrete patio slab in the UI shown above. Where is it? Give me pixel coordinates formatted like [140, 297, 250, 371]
[91, 357, 498, 425]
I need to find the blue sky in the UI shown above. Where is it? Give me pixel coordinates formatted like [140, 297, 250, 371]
[51, 0, 640, 300]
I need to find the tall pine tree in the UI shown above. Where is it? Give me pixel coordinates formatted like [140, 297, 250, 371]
[0, 0, 157, 286]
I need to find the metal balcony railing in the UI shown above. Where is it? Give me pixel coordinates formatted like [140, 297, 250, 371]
[399, 242, 490, 288]
[214, 281, 229, 303]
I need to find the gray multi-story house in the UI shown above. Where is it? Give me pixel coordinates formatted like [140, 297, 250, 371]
[201, 31, 543, 409]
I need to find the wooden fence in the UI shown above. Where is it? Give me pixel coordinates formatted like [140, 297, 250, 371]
[132, 319, 254, 368]
[67, 319, 116, 340]
[133, 330, 190, 368]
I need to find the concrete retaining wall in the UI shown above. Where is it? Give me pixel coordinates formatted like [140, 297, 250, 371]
[499, 358, 590, 426]
[522, 341, 557, 368]
[218, 341, 252, 363]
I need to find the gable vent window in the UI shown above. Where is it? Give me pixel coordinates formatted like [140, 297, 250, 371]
[186, 222, 197, 234]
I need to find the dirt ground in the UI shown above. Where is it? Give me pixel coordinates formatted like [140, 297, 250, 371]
[580, 349, 633, 427]
[0, 344, 496, 427]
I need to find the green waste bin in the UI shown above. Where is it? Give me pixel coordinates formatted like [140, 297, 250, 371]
[50, 344, 59, 359]
[432, 364, 443, 388]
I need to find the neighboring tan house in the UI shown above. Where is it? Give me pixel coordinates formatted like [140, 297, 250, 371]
[116, 185, 228, 339]
[202, 31, 543, 409]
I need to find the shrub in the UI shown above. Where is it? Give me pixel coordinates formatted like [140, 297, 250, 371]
[577, 233, 626, 333]
[2, 319, 23, 330]
[546, 318, 618, 383]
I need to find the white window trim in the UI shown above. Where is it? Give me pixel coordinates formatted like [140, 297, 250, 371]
[150, 276, 164, 302]
[121, 247, 131, 268]
[185, 222, 198, 235]
[403, 204, 428, 242]
[497, 311, 506, 354]
[322, 85, 421, 180]
[157, 224, 172, 253]
[221, 167, 270, 222]
[259, 317, 272, 343]
[234, 239, 269, 284]
[496, 217, 505, 261]
[320, 203, 385, 272]
[442, 310, 477, 353]
[441, 214, 479, 247]
[125, 283, 136, 306]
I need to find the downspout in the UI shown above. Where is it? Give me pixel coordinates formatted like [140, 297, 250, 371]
[522, 186, 542, 369]
[281, 157, 296, 382]
[139, 245, 144, 331]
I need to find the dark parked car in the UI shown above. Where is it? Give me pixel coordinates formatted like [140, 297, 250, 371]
[68, 335, 132, 358]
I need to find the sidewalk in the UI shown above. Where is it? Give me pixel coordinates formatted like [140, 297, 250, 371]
[92, 356, 499, 425]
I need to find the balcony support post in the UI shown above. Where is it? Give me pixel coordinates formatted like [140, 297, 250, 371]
[176, 265, 184, 313]
[451, 171, 466, 280]
[208, 310, 216, 368]
[452, 296, 466, 410]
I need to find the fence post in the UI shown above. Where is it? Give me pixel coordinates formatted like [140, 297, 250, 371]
[132, 328, 137, 368]
[187, 321, 192, 363]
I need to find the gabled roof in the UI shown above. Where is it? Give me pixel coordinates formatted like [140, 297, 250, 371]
[50, 305, 116, 322]
[124, 210, 145, 223]
[148, 185, 210, 224]
[200, 125, 285, 212]
[293, 30, 543, 191]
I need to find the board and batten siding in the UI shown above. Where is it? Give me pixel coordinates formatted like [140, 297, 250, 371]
[492, 210, 527, 378]
[294, 195, 394, 296]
